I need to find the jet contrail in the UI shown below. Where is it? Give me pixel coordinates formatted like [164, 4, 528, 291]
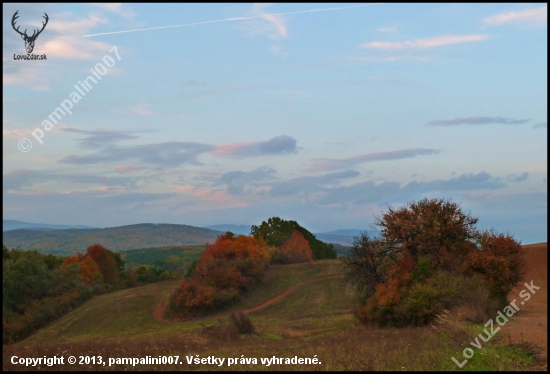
[82, 4, 382, 37]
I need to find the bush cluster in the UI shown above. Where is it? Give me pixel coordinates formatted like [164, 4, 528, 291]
[168, 230, 313, 317]
[3, 243, 127, 343]
[342, 198, 526, 327]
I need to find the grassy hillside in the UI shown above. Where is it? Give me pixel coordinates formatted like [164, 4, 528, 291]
[22, 260, 348, 344]
[5, 256, 542, 371]
[2, 224, 222, 254]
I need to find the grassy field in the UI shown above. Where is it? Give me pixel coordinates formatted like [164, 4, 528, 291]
[3, 258, 543, 371]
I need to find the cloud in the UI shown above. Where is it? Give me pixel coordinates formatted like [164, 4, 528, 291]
[247, 3, 288, 39]
[484, 5, 547, 27]
[507, 172, 529, 182]
[115, 165, 141, 173]
[308, 148, 441, 172]
[377, 26, 397, 33]
[218, 167, 277, 195]
[319, 172, 505, 206]
[426, 116, 530, 127]
[212, 135, 298, 158]
[3, 169, 137, 192]
[47, 14, 108, 34]
[533, 122, 547, 129]
[39, 35, 112, 59]
[61, 142, 214, 167]
[351, 55, 431, 63]
[60, 129, 214, 167]
[91, 3, 135, 18]
[269, 170, 360, 197]
[62, 128, 140, 148]
[361, 35, 490, 49]
[132, 103, 154, 116]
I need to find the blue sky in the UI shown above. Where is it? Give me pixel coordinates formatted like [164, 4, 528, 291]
[3, 3, 547, 243]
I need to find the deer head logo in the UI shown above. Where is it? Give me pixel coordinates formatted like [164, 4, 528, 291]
[11, 10, 49, 54]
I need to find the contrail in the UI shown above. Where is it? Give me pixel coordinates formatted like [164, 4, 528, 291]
[82, 4, 382, 37]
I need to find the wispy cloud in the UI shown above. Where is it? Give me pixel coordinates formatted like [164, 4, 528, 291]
[115, 165, 141, 173]
[248, 3, 288, 39]
[507, 172, 529, 182]
[132, 103, 154, 116]
[308, 148, 441, 172]
[60, 129, 213, 167]
[361, 35, 490, 49]
[91, 3, 135, 18]
[81, 4, 379, 38]
[484, 5, 547, 27]
[533, 122, 547, 129]
[218, 167, 277, 195]
[212, 135, 298, 158]
[4, 169, 137, 192]
[48, 14, 108, 34]
[377, 26, 397, 33]
[426, 116, 530, 127]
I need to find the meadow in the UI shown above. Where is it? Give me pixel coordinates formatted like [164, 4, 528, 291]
[4, 250, 546, 371]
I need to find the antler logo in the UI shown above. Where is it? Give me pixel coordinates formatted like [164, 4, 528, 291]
[12, 10, 49, 54]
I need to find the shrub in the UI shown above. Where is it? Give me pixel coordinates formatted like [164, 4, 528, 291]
[230, 311, 256, 334]
[346, 198, 526, 327]
[168, 234, 270, 317]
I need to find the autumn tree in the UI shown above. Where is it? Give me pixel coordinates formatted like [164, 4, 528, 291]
[274, 230, 314, 264]
[343, 198, 527, 327]
[251, 217, 336, 260]
[168, 234, 271, 317]
[63, 253, 102, 284]
[86, 244, 120, 286]
[376, 198, 478, 272]
[467, 230, 526, 301]
[340, 232, 396, 301]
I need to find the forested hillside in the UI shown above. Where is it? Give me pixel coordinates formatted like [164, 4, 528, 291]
[2, 224, 221, 254]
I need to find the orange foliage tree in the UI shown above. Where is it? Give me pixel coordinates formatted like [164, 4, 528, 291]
[168, 233, 271, 316]
[86, 244, 120, 286]
[275, 230, 313, 264]
[344, 198, 527, 327]
[63, 254, 102, 284]
[466, 230, 526, 300]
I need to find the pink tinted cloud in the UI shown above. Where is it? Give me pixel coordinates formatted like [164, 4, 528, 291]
[212, 135, 298, 158]
[484, 5, 547, 26]
[115, 164, 140, 173]
[361, 35, 489, 49]
[211, 141, 258, 157]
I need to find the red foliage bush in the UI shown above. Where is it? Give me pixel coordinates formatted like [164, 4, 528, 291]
[466, 230, 526, 298]
[168, 234, 271, 317]
[276, 231, 313, 264]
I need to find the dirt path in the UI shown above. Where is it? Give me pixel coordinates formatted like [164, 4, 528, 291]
[153, 275, 344, 324]
[499, 243, 547, 370]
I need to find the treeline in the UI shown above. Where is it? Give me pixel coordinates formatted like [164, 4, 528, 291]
[167, 226, 315, 318]
[121, 245, 204, 276]
[341, 198, 526, 327]
[3, 243, 178, 344]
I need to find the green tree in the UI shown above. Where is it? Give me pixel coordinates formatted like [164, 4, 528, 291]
[251, 217, 336, 260]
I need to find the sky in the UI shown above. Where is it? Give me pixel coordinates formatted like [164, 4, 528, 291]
[3, 3, 547, 243]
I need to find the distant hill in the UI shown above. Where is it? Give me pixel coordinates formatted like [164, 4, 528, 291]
[203, 224, 252, 235]
[203, 225, 375, 246]
[3, 219, 93, 232]
[315, 229, 378, 246]
[317, 229, 376, 237]
[2, 220, 377, 254]
[2, 223, 222, 254]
